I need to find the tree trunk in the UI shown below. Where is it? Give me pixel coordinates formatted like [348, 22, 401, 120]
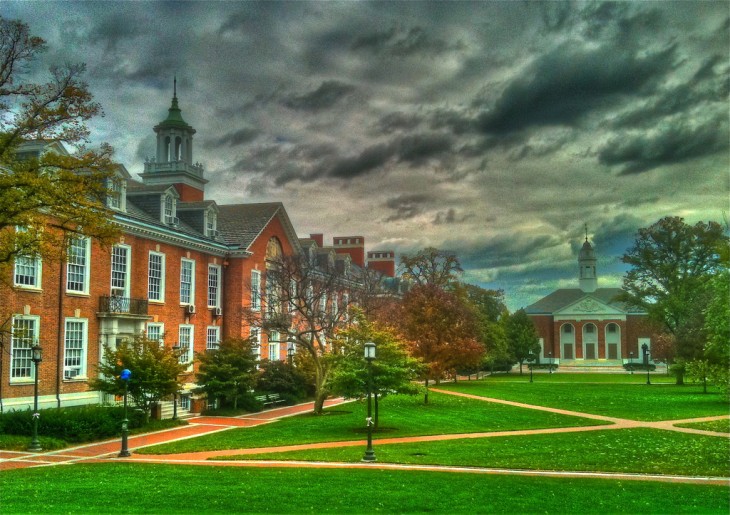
[519, 361, 523, 374]
[424, 376, 429, 404]
[313, 389, 327, 414]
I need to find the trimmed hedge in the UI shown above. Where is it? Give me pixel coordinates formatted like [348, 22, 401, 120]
[623, 363, 657, 372]
[0, 406, 146, 443]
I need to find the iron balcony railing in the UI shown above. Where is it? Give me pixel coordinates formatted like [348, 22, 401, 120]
[99, 295, 149, 316]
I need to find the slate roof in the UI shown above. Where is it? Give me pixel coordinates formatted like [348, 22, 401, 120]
[217, 202, 284, 249]
[524, 288, 643, 315]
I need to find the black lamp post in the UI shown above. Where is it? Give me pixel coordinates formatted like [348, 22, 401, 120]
[629, 351, 634, 375]
[28, 344, 43, 452]
[118, 368, 132, 457]
[172, 345, 180, 420]
[642, 344, 651, 385]
[362, 341, 376, 462]
[548, 351, 553, 374]
[287, 336, 295, 366]
[528, 353, 534, 383]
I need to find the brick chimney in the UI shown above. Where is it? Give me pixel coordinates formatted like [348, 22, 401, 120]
[367, 250, 395, 277]
[333, 236, 365, 268]
[309, 233, 324, 247]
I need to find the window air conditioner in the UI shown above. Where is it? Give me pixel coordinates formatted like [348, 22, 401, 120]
[214, 307, 223, 316]
[186, 304, 196, 314]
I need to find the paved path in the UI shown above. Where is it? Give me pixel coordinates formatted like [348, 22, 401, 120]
[2, 391, 728, 486]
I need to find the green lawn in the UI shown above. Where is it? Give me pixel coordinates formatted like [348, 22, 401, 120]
[676, 418, 730, 433]
[221, 427, 730, 477]
[1, 464, 727, 514]
[140, 392, 605, 454]
[437, 378, 728, 421]
[483, 372, 675, 383]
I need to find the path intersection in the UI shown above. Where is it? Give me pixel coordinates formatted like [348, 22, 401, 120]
[2, 390, 728, 486]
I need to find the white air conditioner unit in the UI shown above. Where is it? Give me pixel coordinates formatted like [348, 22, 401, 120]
[186, 304, 196, 314]
[166, 216, 179, 226]
[214, 307, 223, 316]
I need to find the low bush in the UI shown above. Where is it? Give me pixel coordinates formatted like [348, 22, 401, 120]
[623, 363, 657, 372]
[0, 406, 146, 443]
[256, 360, 311, 403]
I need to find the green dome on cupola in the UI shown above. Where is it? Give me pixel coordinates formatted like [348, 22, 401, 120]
[154, 77, 195, 133]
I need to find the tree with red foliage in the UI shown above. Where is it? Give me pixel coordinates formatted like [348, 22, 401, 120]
[398, 284, 483, 403]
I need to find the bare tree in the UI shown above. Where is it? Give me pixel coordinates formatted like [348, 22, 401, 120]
[400, 247, 463, 287]
[244, 251, 360, 414]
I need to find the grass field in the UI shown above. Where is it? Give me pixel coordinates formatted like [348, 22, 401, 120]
[436, 376, 728, 421]
[140, 391, 605, 454]
[220, 427, 730, 477]
[1, 464, 728, 514]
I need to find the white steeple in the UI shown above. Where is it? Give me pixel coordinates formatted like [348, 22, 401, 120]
[578, 225, 597, 293]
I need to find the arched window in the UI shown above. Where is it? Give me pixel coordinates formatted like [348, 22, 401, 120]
[266, 237, 283, 262]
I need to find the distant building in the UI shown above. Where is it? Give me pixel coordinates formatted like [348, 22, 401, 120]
[525, 237, 656, 369]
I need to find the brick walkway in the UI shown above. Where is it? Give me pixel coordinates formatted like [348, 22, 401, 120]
[2, 392, 728, 486]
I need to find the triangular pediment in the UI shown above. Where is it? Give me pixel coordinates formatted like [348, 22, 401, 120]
[556, 295, 626, 316]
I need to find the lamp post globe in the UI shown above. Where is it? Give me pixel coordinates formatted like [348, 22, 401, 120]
[362, 342, 376, 462]
[28, 345, 43, 452]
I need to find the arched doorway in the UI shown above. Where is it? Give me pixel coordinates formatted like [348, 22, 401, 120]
[560, 323, 575, 360]
[605, 323, 621, 360]
[583, 323, 598, 359]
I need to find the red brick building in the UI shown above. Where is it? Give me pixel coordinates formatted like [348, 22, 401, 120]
[0, 90, 396, 414]
[525, 238, 655, 369]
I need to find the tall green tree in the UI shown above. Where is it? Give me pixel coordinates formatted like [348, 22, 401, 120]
[91, 336, 187, 422]
[0, 16, 118, 276]
[195, 338, 259, 410]
[505, 309, 540, 374]
[329, 315, 423, 428]
[617, 217, 728, 364]
[400, 247, 463, 287]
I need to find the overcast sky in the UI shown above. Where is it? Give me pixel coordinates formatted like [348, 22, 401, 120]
[4, 1, 728, 310]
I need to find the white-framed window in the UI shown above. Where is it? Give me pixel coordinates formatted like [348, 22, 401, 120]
[111, 245, 131, 297]
[205, 210, 217, 237]
[178, 324, 194, 369]
[179, 394, 191, 411]
[251, 269, 261, 311]
[250, 327, 261, 360]
[332, 293, 339, 318]
[319, 292, 327, 314]
[269, 331, 280, 361]
[64, 318, 88, 379]
[66, 237, 90, 294]
[163, 194, 177, 225]
[10, 316, 39, 382]
[148, 251, 166, 302]
[14, 255, 41, 289]
[266, 278, 279, 317]
[207, 326, 220, 350]
[208, 265, 221, 308]
[146, 322, 165, 345]
[107, 176, 126, 211]
[180, 258, 195, 305]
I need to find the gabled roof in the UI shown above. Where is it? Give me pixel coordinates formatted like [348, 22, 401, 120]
[177, 200, 217, 211]
[524, 288, 642, 315]
[217, 202, 302, 253]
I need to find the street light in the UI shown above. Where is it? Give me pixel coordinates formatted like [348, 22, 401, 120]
[642, 343, 651, 385]
[362, 341, 376, 462]
[28, 344, 43, 452]
[528, 353, 534, 383]
[287, 336, 296, 366]
[548, 351, 553, 375]
[629, 351, 634, 375]
[118, 368, 132, 457]
[172, 345, 180, 420]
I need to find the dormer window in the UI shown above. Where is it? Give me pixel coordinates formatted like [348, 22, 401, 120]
[163, 194, 178, 225]
[107, 176, 126, 211]
[205, 210, 218, 237]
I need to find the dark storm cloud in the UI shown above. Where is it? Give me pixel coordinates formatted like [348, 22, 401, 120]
[599, 113, 729, 175]
[456, 233, 564, 270]
[204, 127, 260, 149]
[383, 193, 433, 222]
[432, 208, 473, 225]
[477, 42, 677, 134]
[283, 80, 356, 111]
[350, 26, 465, 57]
[374, 111, 424, 135]
[86, 14, 146, 52]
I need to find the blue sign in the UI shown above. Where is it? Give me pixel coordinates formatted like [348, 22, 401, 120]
[120, 369, 132, 381]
